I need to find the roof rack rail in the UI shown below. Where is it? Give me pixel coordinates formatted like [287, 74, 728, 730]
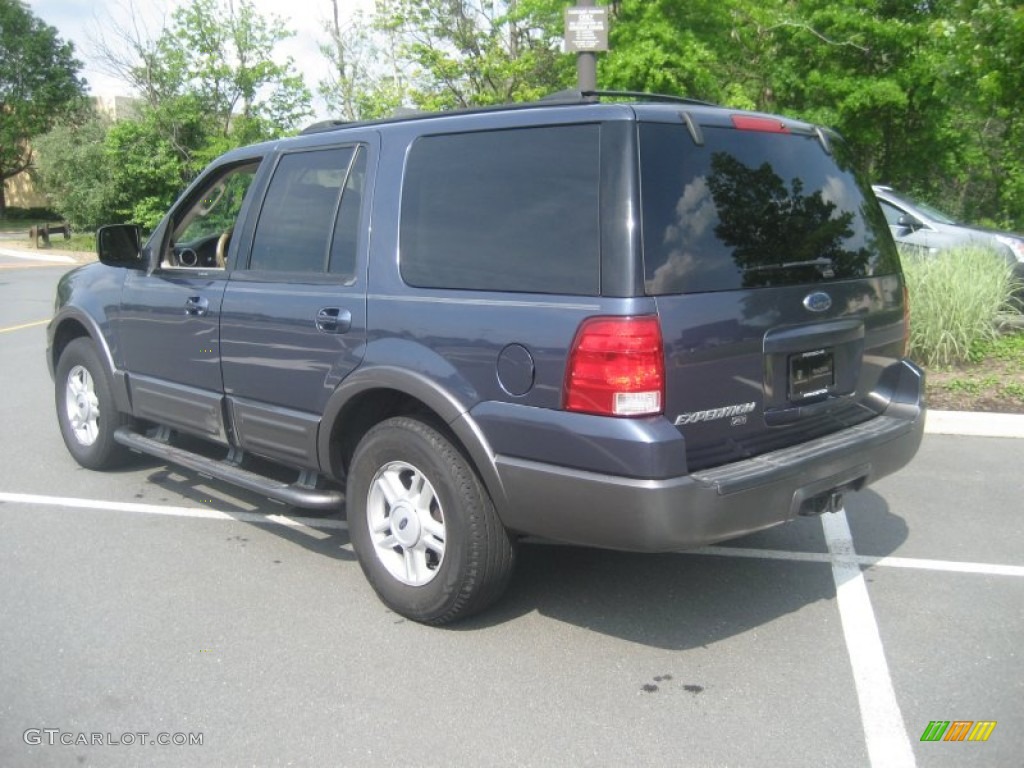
[541, 89, 716, 107]
[300, 106, 430, 135]
[300, 119, 350, 135]
[297, 91, 720, 136]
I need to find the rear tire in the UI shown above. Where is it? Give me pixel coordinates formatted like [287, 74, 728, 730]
[347, 416, 516, 624]
[55, 338, 131, 470]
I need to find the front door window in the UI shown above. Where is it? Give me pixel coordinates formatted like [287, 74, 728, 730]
[163, 162, 260, 269]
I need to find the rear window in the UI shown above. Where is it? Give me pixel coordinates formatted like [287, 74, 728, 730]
[640, 123, 899, 294]
[400, 125, 601, 295]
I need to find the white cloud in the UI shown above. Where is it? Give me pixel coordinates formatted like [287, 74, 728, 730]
[647, 176, 718, 293]
[674, 176, 715, 241]
[821, 175, 852, 211]
[24, 0, 374, 119]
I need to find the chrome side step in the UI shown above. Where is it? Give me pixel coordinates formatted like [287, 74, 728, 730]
[113, 427, 343, 510]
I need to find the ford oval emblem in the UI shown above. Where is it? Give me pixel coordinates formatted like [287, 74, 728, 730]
[803, 291, 832, 313]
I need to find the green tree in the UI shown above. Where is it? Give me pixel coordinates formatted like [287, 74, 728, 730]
[106, 110, 201, 229]
[760, 2, 947, 193]
[601, 0, 1024, 229]
[0, 0, 87, 216]
[319, 1, 407, 120]
[932, 0, 1024, 229]
[33, 113, 119, 230]
[600, 0, 747, 105]
[90, 0, 313, 229]
[319, 0, 1024, 228]
[320, 0, 573, 116]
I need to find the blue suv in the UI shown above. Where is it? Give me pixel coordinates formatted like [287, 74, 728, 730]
[48, 93, 925, 623]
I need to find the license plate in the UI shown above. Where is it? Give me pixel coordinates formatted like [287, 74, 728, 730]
[789, 349, 834, 401]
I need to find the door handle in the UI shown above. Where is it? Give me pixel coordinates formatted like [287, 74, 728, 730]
[184, 296, 209, 316]
[316, 307, 352, 334]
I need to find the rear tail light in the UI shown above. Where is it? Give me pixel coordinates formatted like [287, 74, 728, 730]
[563, 316, 665, 417]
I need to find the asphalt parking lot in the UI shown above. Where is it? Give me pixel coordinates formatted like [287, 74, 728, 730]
[1, 252, 1022, 767]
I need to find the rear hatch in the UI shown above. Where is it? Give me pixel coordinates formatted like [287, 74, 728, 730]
[638, 111, 906, 471]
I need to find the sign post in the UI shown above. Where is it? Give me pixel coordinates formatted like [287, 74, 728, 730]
[564, 1, 609, 96]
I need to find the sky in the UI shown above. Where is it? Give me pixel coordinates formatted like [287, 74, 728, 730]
[25, 0, 373, 120]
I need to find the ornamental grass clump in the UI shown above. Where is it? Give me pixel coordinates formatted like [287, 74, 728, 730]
[901, 245, 1020, 367]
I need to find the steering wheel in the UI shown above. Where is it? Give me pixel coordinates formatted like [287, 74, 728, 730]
[215, 227, 234, 268]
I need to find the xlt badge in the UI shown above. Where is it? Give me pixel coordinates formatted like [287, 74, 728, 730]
[674, 402, 757, 426]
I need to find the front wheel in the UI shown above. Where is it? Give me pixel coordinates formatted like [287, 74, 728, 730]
[347, 416, 516, 624]
[55, 338, 131, 470]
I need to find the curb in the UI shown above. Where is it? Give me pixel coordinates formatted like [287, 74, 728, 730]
[925, 410, 1024, 438]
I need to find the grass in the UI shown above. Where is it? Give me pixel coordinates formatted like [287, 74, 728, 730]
[1, 230, 96, 252]
[900, 244, 1023, 411]
[902, 245, 1020, 367]
[0, 208, 88, 246]
[941, 375, 999, 395]
[49, 232, 96, 252]
[971, 328, 1024, 362]
[924, 328, 1024, 413]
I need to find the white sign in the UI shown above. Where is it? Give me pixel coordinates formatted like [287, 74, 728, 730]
[564, 6, 609, 53]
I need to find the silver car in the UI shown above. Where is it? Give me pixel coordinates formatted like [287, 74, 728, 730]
[873, 186, 1024, 280]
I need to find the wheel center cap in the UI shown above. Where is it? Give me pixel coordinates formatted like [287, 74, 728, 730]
[77, 396, 90, 416]
[391, 504, 421, 548]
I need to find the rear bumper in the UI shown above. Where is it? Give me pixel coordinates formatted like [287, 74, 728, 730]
[492, 361, 924, 552]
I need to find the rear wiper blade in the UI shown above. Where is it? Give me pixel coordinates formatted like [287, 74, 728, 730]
[743, 258, 835, 274]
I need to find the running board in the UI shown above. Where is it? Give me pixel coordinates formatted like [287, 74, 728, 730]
[113, 427, 343, 510]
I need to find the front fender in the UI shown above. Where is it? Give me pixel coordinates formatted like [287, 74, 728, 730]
[47, 264, 130, 412]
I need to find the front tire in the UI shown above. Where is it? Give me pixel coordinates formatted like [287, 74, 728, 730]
[55, 338, 131, 470]
[347, 416, 516, 624]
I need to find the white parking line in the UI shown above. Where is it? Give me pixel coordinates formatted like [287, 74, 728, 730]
[7, 489, 1022, 767]
[0, 491, 346, 530]
[822, 509, 915, 768]
[4, 490, 1022, 577]
[696, 546, 1024, 578]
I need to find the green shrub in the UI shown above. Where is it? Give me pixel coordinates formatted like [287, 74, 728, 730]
[33, 117, 119, 232]
[901, 245, 1020, 367]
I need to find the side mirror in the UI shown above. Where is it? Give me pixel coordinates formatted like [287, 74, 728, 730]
[97, 224, 144, 268]
[896, 213, 921, 232]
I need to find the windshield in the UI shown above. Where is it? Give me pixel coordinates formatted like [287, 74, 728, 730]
[890, 191, 958, 225]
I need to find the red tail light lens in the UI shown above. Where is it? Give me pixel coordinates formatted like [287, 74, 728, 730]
[563, 316, 665, 417]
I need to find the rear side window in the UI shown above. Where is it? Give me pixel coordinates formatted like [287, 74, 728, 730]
[400, 125, 601, 295]
[640, 123, 899, 294]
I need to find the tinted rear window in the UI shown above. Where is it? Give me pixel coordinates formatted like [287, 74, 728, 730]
[640, 123, 899, 294]
[400, 125, 601, 295]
